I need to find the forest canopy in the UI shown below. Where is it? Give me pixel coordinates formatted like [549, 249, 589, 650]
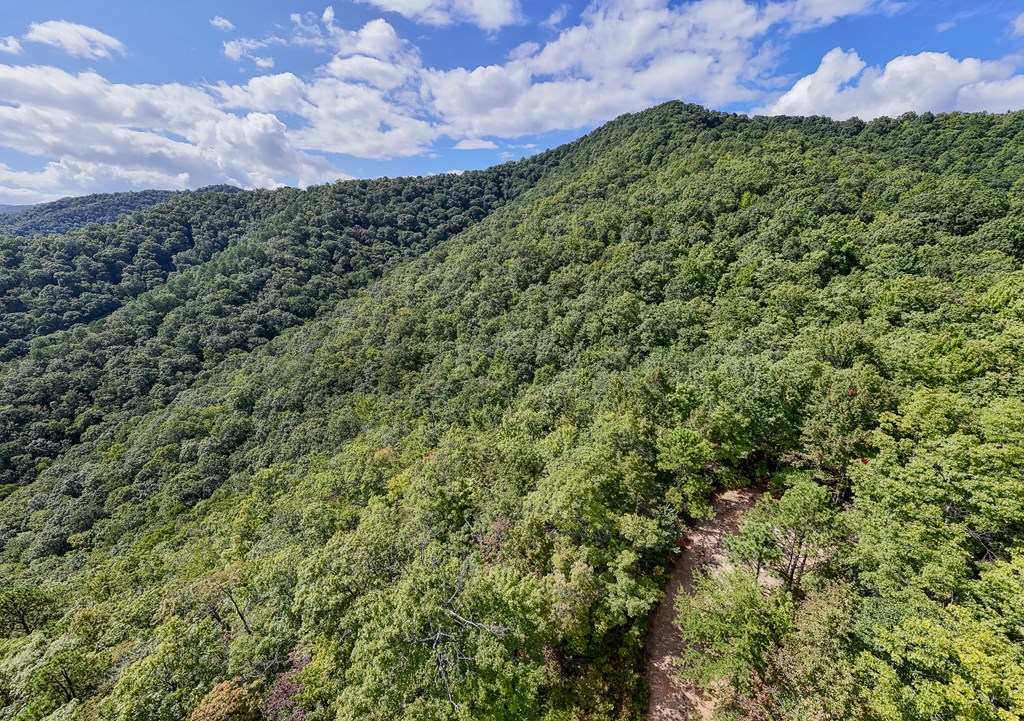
[0, 103, 1022, 721]
[0, 190, 190, 238]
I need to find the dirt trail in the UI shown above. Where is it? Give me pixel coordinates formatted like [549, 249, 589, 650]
[644, 488, 761, 721]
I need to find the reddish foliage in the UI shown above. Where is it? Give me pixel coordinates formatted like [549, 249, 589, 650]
[190, 678, 260, 721]
[478, 514, 512, 561]
[262, 651, 311, 721]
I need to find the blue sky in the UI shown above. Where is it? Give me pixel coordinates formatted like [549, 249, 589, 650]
[1, 0, 1023, 204]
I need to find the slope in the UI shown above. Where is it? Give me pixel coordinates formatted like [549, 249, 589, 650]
[1, 103, 1023, 721]
[0, 190, 184, 237]
[0, 160, 555, 495]
[644, 488, 759, 721]
[0, 187, 267, 353]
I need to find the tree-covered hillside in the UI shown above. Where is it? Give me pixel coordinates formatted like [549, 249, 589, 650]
[1, 103, 1022, 721]
[0, 190, 187, 237]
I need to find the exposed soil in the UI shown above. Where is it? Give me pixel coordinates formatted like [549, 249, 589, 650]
[644, 488, 762, 721]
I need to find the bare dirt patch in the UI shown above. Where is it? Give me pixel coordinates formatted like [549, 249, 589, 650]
[644, 488, 762, 721]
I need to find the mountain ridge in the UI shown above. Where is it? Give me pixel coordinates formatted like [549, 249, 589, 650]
[1, 102, 1023, 721]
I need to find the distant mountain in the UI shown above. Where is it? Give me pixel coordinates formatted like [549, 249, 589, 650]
[0, 189, 192, 236]
[0, 104, 1022, 721]
[0, 204, 31, 214]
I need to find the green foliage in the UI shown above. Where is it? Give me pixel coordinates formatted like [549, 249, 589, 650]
[0, 189, 183, 237]
[0, 586, 62, 637]
[675, 570, 793, 688]
[1, 102, 1023, 720]
[102, 617, 227, 721]
[726, 479, 843, 588]
[855, 605, 1024, 721]
[656, 426, 714, 519]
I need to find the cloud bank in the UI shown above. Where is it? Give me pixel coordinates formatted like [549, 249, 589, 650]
[1, 1, 1023, 203]
[761, 48, 1019, 118]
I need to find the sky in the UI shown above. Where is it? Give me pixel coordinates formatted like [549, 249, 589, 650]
[1, 0, 1024, 204]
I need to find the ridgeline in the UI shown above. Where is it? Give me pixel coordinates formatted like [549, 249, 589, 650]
[1, 103, 1022, 721]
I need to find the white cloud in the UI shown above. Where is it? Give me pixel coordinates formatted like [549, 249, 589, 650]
[0, 36, 20, 54]
[289, 12, 405, 58]
[761, 47, 1015, 119]
[781, 0, 898, 31]
[956, 76, 1024, 113]
[1014, 12, 1024, 36]
[423, 0, 882, 140]
[193, 112, 338, 186]
[509, 41, 540, 62]
[217, 14, 435, 159]
[4, 0, 1023, 204]
[225, 9, 405, 68]
[353, 0, 522, 31]
[0, 158, 191, 204]
[324, 55, 413, 89]
[542, 5, 571, 29]
[215, 0, 916, 156]
[287, 75, 438, 158]
[224, 37, 285, 68]
[24, 20, 125, 59]
[0, 62, 342, 203]
[213, 73, 309, 111]
[760, 46, 867, 116]
[453, 138, 497, 149]
[211, 16, 236, 32]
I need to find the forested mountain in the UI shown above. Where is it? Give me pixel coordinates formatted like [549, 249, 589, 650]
[0, 190, 186, 237]
[1, 103, 1022, 721]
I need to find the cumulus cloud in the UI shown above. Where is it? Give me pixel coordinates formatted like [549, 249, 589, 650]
[24, 20, 125, 59]
[1014, 12, 1024, 36]
[782, 0, 898, 31]
[289, 10, 406, 58]
[215, 0, 931, 156]
[354, 0, 522, 31]
[0, 62, 342, 202]
[0, 36, 20, 54]
[216, 13, 435, 159]
[507, 41, 538, 61]
[211, 16, 235, 32]
[421, 0, 895, 140]
[761, 47, 1015, 118]
[4, 0, 1024, 204]
[213, 73, 309, 111]
[957, 76, 1024, 113]
[287, 76, 437, 158]
[0, 159, 191, 204]
[225, 10, 409, 70]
